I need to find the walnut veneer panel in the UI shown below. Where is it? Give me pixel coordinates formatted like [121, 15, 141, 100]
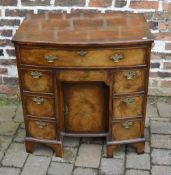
[12, 13, 153, 45]
[21, 69, 53, 93]
[63, 82, 109, 133]
[113, 70, 145, 94]
[113, 95, 143, 119]
[27, 120, 56, 140]
[112, 120, 142, 140]
[24, 95, 54, 118]
[57, 70, 108, 82]
[19, 48, 145, 67]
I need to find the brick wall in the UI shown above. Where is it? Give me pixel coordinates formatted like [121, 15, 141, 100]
[0, 0, 171, 95]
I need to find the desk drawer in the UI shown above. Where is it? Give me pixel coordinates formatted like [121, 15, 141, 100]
[27, 119, 56, 140]
[19, 47, 146, 67]
[113, 95, 143, 119]
[112, 120, 143, 141]
[20, 69, 53, 93]
[24, 95, 54, 118]
[113, 70, 145, 94]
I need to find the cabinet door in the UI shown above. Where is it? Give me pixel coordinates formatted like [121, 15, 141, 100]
[62, 82, 109, 133]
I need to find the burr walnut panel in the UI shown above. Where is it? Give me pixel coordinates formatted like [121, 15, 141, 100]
[63, 82, 109, 133]
[24, 95, 54, 118]
[19, 47, 146, 67]
[113, 95, 143, 119]
[113, 70, 145, 94]
[57, 70, 109, 82]
[112, 120, 143, 141]
[27, 120, 56, 140]
[20, 69, 53, 93]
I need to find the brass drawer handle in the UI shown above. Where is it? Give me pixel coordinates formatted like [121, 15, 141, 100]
[77, 50, 87, 56]
[122, 121, 133, 129]
[31, 71, 42, 79]
[44, 55, 57, 63]
[32, 97, 44, 105]
[110, 53, 124, 62]
[124, 71, 136, 80]
[123, 97, 135, 104]
[36, 121, 47, 129]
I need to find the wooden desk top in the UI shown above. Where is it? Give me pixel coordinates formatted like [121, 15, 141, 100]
[12, 12, 153, 46]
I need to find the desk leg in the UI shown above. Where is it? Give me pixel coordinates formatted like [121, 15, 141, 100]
[106, 144, 118, 158]
[131, 142, 145, 154]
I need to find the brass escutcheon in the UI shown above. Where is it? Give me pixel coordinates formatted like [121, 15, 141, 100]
[110, 53, 124, 62]
[123, 97, 135, 104]
[122, 121, 133, 129]
[32, 97, 44, 105]
[44, 55, 57, 63]
[124, 71, 136, 80]
[77, 50, 88, 56]
[36, 121, 47, 129]
[31, 71, 42, 79]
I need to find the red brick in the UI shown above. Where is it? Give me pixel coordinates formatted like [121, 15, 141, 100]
[0, 30, 13, 37]
[159, 21, 171, 31]
[0, 39, 13, 47]
[0, 49, 4, 56]
[3, 77, 18, 86]
[0, 19, 20, 26]
[21, 0, 51, 6]
[0, 68, 7, 75]
[0, 0, 17, 6]
[165, 43, 171, 50]
[162, 3, 171, 11]
[148, 21, 158, 30]
[38, 9, 67, 14]
[151, 53, 161, 60]
[161, 80, 171, 88]
[6, 49, 16, 57]
[0, 59, 16, 66]
[150, 62, 160, 69]
[89, 0, 112, 7]
[5, 9, 34, 17]
[0, 85, 18, 95]
[150, 71, 171, 78]
[55, 0, 85, 6]
[0, 76, 2, 85]
[159, 22, 167, 30]
[130, 1, 158, 9]
[115, 0, 127, 8]
[163, 62, 171, 69]
[154, 32, 171, 41]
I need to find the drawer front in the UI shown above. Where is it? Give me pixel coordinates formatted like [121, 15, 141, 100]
[24, 95, 54, 118]
[113, 70, 145, 94]
[20, 48, 146, 67]
[113, 95, 143, 119]
[20, 69, 53, 93]
[27, 120, 56, 140]
[112, 120, 142, 141]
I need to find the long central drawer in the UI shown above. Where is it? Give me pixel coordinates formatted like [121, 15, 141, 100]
[19, 47, 146, 67]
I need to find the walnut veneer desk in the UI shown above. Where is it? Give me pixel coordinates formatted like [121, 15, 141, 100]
[12, 12, 153, 157]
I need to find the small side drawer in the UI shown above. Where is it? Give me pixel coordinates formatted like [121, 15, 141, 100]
[20, 69, 53, 93]
[112, 120, 143, 141]
[113, 70, 145, 94]
[27, 119, 56, 140]
[113, 95, 143, 119]
[24, 95, 55, 118]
